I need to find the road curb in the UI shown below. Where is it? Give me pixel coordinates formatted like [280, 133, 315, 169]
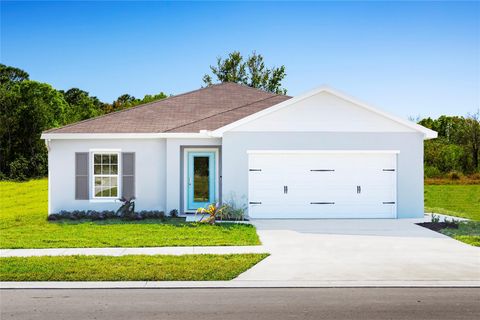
[2, 280, 479, 289]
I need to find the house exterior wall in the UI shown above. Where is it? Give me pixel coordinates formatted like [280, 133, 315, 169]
[230, 91, 417, 133]
[47, 138, 221, 215]
[48, 139, 167, 214]
[222, 132, 425, 218]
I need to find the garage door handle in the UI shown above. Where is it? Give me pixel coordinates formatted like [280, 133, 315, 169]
[249, 201, 262, 205]
[383, 202, 395, 204]
[357, 186, 361, 194]
[311, 202, 335, 205]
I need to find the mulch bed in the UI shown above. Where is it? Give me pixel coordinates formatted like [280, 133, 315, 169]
[417, 222, 459, 232]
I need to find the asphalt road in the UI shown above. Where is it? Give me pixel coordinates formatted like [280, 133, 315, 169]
[1, 288, 479, 320]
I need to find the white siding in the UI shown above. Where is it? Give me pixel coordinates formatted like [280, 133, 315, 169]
[222, 132, 424, 219]
[48, 139, 166, 213]
[231, 91, 416, 133]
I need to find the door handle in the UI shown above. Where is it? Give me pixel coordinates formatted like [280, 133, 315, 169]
[357, 186, 361, 194]
[283, 186, 286, 194]
[286, 186, 288, 194]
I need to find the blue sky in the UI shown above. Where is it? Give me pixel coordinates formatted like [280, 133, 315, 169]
[1, 1, 479, 119]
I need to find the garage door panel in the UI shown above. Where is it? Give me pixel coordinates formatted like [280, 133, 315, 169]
[248, 152, 397, 219]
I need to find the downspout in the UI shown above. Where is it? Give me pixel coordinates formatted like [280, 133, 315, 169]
[44, 139, 51, 215]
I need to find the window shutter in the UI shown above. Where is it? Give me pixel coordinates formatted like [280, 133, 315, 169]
[75, 153, 89, 200]
[122, 152, 135, 199]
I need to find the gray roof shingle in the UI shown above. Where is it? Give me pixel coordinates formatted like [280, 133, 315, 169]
[45, 82, 292, 134]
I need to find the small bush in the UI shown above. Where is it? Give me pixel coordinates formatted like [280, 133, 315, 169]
[47, 210, 164, 221]
[9, 156, 30, 181]
[443, 217, 459, 229]
[220, 201, 246, 221]
[169, 209, 178, 218]
[447, 171, 463, 180]
[424, 166, 442, 178]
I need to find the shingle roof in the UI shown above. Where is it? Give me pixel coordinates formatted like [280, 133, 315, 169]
[45, 83, 292, 134]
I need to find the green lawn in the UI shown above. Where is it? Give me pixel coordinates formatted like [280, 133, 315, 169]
[0, 179, 260, 249]
[439, 222, 480, 247]
[424, 185, 480, 246]
[425, 185, 480, 221]
[0, 254, 268, 281]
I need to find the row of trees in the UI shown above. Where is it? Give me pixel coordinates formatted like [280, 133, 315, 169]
[420, 114, 480, 177]
[0, 51, 289, 180]
[4, 51, 477, 181]
[0, 64, 168, 180]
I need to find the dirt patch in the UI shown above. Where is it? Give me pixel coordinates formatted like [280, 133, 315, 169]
[417, 222, 459, 232]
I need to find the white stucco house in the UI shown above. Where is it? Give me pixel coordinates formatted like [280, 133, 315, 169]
[41, 83, 437, 219]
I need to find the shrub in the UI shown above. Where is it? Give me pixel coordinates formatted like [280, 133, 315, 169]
[424, 165, 442, 178]
[47, 209, 165, 221]
[196, 203, 226, 225]
[443, 217, 459, 229]
[116, 197, 136, 220]
[220, 201, 246, 221]
[447, 171, 463, 180]
[9, 156, 30, 181]
[169, 209, 178, 218]
[139, 210, 166, 220]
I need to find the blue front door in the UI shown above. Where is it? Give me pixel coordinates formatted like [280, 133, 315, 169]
[187, 151, 216, 210]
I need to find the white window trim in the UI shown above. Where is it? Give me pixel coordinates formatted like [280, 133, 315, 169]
[90, 151, 122, 201]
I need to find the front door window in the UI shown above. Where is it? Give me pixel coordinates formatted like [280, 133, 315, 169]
[187, 151, 216, 210]
[193, 156, 210, 202]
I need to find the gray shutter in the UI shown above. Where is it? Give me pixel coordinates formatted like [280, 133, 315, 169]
[75, 153, 89, 200]
[122, 152, 135, 199]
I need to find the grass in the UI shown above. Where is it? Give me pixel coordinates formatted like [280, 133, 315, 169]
[439, 222, 480, 247]
[0, 254, 269, 281]
[424, 184, 480, 246]
[424, 185, 480, 221]
[0, 179, 260, 249]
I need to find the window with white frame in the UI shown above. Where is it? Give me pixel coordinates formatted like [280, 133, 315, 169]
[93, 153, 119, 198]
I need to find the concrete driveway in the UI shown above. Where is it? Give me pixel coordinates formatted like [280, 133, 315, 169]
[235, 219, 480, 283]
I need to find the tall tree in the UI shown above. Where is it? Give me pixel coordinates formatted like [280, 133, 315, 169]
[62, 88, 104, 122]
[105, 92, 168, 114]
[0, 64, 29, 85]
[462, 111, 480, 170]
[203, 51, 287, 94]
[0, 80, 69, 179]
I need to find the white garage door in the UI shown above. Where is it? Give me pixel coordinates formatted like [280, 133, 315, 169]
[248, 151, 397, 219]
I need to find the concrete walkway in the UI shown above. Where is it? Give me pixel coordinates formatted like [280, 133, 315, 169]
[0, 245, 267, 257]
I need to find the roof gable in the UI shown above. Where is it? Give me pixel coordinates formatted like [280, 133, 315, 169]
[213, 86, 437, 139]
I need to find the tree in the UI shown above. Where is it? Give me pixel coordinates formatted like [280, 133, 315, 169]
[462, 111, 480, 170]
[0, 80, 69, 178]
[203, 51, 287, 94]
[62, 88, 104, 122]
[420, 113, 480, 175]
[105, 92, 168, 113]
[0, 64, 29, 85]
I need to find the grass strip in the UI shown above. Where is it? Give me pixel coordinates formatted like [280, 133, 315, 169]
[0, 254, 269, 281]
